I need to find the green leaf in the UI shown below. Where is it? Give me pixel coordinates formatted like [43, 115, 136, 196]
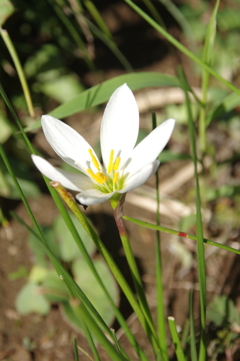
[62, 258, 119, 332]
[16, 282, 50, 315]
[0, 0, 14, 26]
[29, 265, 49, 283]
[53, 212, 96, 262]
[37, 74, 84, 103]
[207, 295, 240, 328]
[25, 72, 182, 131]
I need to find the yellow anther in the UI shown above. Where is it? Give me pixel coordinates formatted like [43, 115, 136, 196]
[113, 172, 119, 184]
[88, 149, 101, 171]
[87, 169, 107, 184]
[107, 150, 114, 174]
[96, 172, 108, 183]
[113, 157, 121, 171]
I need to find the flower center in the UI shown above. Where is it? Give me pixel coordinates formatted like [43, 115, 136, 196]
[87, 149, 124, 192]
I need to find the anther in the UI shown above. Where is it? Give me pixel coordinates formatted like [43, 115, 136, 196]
[113, 157, 121, 171]
[87, 169, 107, 184]
[88, 149, 101, 171]
[107, 150, 115, 174]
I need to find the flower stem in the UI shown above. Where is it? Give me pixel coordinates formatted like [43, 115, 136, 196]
[114, 195, 160, 355]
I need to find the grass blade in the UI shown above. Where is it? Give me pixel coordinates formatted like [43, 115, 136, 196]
[179, 68, 206, 360]
[123, 215, 240, 256]
[24, 72, 182, 131]
[199, 0, 220, 154]
[152, 113, 168, 361]
[73, 338, 79, 361]
[189, 289, 198, 361]
[0, 29, 35, 118]
[168, 317, 186, 361]
[123, 0, 240, 96]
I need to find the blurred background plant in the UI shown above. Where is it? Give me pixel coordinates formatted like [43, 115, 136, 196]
[1, 0, 240, 360]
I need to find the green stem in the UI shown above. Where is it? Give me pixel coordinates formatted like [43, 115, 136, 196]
[113, 195, 160, 355]
[182, 71, 206, 361]
[189, 289, 197, 361]
[0, 28, 35, 117]
[152, 113, 168, 361]
[123, 215, 240, 256]
[168, 317, 186, 361]
[123, 0, 240, 96]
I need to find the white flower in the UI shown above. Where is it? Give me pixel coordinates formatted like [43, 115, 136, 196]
[32, 84, 175, 206]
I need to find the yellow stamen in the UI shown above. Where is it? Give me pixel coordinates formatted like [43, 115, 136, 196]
[107, 150, 114, 174]
[113, 172, 119, 184]
[96, 172, 108, 183]
[87, 169, 107, 184]
[88, 149, 101, 171]
[113, 157, 121, 171]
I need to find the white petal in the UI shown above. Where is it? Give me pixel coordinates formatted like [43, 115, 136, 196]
[32, 155, 93, 191]
[41, 115, 101, 174]
[119, 160, 160, 193]
[76, 189, 114, 205]
[100, 84, 139, 170]
[124, 118, 175, 176]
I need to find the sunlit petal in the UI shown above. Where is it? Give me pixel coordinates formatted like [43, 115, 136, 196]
[100, 84, 139, 170]
[31, 155, 93, 191]
[76, 189, 115, 205]
[125, 118, 175, 176]
[42, 115, 101, 174]
[119, 160, 160, 193]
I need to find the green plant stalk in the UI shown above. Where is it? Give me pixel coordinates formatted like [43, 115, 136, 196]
[73, 311, 101, 361]
[85, 18, 133, 71]
[0, 85, 149, 361]
[189, 289, 197, 361]
[158, 0, 195, 52]
[0, 29, 35, 118]
[113, 195, 160, 355]
[110, 329, 130, 360]
[199, 71, 209, 155]
[199, 0, 219, 155]
[168, 317, 186, 361]
[141, 0, 165, 27]
[50, 0, 96, 71]
[152, 113, 168, 361]
[123, 0, 240, 96]
[84, 0, 112, 39]
[123, 215, 240, 256]
[50, 182, 157, 351]
[181, 70, 206, 361]
[61, 282, 126, 361]
[73, 338, 79, 361]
